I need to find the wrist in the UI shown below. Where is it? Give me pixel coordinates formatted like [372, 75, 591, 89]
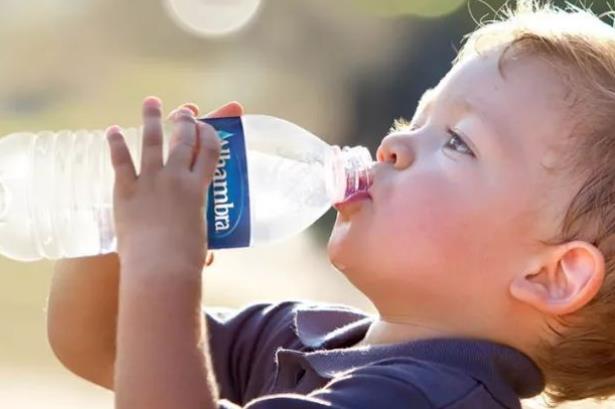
[119, 254, 203, 284]
[118, 239, 206, 274]
[117, 260, 203, 322]
[117, 230, 207, 267]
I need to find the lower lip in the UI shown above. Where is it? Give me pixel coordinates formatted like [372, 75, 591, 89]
[333, 191, 372, 211]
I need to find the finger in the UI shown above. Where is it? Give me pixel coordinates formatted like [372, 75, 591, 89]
[167, 103, 199, 121]
[168, 107, 198, 153]
[106, 125, 137, 190]
[182, 103, 199, 116]
[140, 96, 164, 175]
[166, 113, 200, 172]
[204, 101, 244, 118]
[192, 122, 221, 184]
[205, 251, 215, 267]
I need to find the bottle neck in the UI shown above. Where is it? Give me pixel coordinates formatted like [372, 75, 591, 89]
[325, 145, 375, 204]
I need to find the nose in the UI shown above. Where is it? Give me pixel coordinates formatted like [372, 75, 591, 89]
[376, 133, 414, 169]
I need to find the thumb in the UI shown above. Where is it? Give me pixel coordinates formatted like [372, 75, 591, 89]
[205, 101, 244, 118]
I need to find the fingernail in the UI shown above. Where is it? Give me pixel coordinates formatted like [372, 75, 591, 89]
[182, 103, 199, 116]
[143, 96, 162, 109]
[143, 99, 162, 119]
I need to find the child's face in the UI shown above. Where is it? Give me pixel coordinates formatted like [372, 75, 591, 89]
[328, 49, 578, 327]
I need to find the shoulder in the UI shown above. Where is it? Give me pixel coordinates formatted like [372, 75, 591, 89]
[348, 357, 503, 408]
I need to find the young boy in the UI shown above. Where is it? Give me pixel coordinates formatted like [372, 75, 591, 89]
[46, 1, 615, 408]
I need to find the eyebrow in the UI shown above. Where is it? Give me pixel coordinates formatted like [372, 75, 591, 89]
[415, 88, 437, 119]
[429, 88, 509, 154]
[457, 96, 510, 156]
[398, 88, 509, 158]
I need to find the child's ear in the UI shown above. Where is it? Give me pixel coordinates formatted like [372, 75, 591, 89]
[510, 241, 605, 315]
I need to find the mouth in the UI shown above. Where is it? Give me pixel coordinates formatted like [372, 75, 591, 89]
[332, 162, 379, 217]
[333, 190, 372, 213]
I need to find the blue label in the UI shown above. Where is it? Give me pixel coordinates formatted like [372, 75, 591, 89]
[199, 117, 251, 249]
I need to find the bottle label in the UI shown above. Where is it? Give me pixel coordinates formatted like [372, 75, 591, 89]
[200, 117, 251, 249]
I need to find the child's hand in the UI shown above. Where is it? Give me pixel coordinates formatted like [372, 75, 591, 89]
[105, 97, 238, 274]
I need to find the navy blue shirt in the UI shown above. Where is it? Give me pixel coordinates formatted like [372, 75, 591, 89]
[205, 301, 545, 409]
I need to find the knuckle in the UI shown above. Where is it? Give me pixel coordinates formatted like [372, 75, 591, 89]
[113, 163, 134, 180]
[164, 169, 183, 183]
[115, 162, 132, 173]
[114, 181, 136, 200]
[143, 130, 163, 147]
[110, 145, 127, 164]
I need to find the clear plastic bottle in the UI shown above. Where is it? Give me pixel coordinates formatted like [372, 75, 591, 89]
[0, 115, 374, 261]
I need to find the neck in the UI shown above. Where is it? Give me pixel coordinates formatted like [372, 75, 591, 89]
[355, 315, 456, 347]
[354, 309, 545, 370]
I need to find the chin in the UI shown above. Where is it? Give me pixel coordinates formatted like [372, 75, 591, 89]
[327, 231, 348, 272]
[327, 211, 349, 255]
[327, 207, 379, 278]
[327, 236, 389, 308]
[327, 223, 368, 277]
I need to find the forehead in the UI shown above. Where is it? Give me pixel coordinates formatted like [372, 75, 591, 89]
[434, 50, 574, 159]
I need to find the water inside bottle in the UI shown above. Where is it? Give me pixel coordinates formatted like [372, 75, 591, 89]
[247, 150, 330, 243]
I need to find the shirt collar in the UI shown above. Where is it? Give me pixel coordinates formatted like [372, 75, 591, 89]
[291, 304, 545, 408]
[293, 303, 371, 349]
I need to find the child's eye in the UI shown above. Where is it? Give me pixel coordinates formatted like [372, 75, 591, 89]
[444, 128, 475, 157]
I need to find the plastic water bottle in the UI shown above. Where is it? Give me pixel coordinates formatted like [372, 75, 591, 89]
[0, 115, 374, 261]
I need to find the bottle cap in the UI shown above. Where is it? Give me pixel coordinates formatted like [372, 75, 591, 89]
[325, 145, 374, 204]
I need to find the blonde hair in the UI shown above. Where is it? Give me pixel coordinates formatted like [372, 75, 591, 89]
[456, 0, 615, 405]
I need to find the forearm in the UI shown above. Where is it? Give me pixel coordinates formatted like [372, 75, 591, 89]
[114, 258, 218, 409]
[47, 253, 119, 388]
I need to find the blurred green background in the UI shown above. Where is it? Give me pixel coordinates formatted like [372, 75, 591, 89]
[0, 0, 613, 407]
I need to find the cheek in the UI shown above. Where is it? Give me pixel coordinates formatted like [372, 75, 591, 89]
[370, 178, 475, 272]
[328, 167, 539, 292]
[369, 174, 527, 279]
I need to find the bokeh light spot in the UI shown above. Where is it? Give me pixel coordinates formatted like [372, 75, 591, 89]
[164, 0, 262, 37]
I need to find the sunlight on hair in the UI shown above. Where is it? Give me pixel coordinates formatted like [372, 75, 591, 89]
[454, 1, 615, 405]
[164, 0, 262, 37]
